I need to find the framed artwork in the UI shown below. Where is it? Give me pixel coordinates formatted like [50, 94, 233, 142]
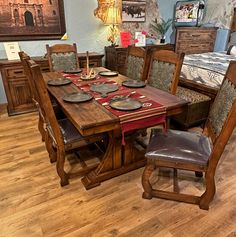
[122, 0, 146, 22]
[0, 0, 66, 42]
[174, 0, 201, 26]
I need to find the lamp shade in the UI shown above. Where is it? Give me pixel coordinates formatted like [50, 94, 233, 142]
[104, 6, 122, 25]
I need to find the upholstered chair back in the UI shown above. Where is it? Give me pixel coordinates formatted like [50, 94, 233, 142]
[46, 43, 79, 72]
[126, 46, 149, 81]
[205, 61, 236, 143]
[147, 50, 185, 95]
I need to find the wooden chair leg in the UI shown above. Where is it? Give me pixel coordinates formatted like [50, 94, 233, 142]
[142, 163, 156, 199]
[44, 131, 57, 163]
[199, 171, 216, 210]
[49, 143, 57, 164]
[173, 168, 179, 193]
[38, 114, 45, 142]
[56, 148, 69, 187]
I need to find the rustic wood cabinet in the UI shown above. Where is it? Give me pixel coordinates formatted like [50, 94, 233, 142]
[0, 52, 104, 116]
[105, 44, 175, 75]
[175, 27, 217, 54]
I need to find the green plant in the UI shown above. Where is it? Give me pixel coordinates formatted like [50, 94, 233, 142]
[150, 18, 172, 39]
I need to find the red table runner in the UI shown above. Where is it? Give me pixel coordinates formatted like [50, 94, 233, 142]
[64, 73, 166, 145]
[97, 91, 166, 144]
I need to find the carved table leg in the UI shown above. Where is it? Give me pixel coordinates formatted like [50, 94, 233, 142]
[81, 129, 122, 189]
[82, 128, 147, 190]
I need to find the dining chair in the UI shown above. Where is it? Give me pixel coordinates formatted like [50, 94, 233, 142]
[28, 59, 106, 186]
[19, 51, 65, 143]
[46, 43, 79, 72]
[19, 51, 46, 141]
[142, 61, 236, 210]
[147, 50, 185, 95]
[125, 46, 149, 81]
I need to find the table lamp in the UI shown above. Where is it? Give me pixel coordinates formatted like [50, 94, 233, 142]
[104, 5, 121, 46]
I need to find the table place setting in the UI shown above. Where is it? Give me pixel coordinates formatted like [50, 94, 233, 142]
[122, 79, 146, 88]
[95, 90, 166, 145]
[62, 91, 93, 103]
[63, 68, 82, 74]
[90, 83, 119, 98]
[98, 70, 118, 77]
[71, 75, 127, 97]
[47, 77, 72, 86]
[109, 96, 142, 111]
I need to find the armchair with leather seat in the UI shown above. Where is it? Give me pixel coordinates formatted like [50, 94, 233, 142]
[142, 61, 236, 210]
[19, 51, 65, 143]
[28, 59, 106, 186]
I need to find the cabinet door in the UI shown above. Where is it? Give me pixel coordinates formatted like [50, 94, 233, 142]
[8, 77, 35, 115]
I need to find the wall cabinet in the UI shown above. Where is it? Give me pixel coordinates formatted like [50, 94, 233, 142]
[0, 53, 104, 116]
[175, 27, 217, 54]
[105, 44, 175, 75]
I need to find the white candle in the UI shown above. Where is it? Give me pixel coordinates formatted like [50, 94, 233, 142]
[86, 51, 89, 76]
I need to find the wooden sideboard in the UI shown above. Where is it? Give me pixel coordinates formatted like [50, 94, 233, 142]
[0, 52, 104, 116]
[175, 27, 217, 54]
[105, 44, 175, 75]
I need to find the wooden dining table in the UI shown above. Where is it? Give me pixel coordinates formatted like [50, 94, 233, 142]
[43, 67, 188, 189]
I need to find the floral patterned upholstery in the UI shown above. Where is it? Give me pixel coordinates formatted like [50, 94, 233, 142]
[176, 86, 211, 104]
[51, 52, 77, 71]
[148, 60, 175, 92]
[173, 86, 212, 128]
[209, 79, 236, 136]
[126, 55, 144, 81]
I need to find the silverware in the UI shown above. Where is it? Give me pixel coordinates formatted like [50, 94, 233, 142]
[125, 91, 136, 98]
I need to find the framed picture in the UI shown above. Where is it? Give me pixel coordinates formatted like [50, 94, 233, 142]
[0, 0, 66, 42]
[174, 0, 201, 26]
[122, 0, 146, 22]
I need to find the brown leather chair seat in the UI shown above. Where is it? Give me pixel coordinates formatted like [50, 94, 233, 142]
[146, 128, 211, 167]
[47, 118, 104, 145]
[141, 61, 236, 210]
[28, 59, 107, 186]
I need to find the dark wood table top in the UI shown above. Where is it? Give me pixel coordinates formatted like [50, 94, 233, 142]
[43, 67, 188, 136]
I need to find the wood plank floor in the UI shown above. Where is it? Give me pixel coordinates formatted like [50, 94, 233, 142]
[0, 112, 236, 237]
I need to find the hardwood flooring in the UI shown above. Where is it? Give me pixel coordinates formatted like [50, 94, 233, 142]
[0, 112, 236, 237]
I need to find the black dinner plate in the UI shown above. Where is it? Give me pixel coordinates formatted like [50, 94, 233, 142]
[109, 96, 142, 111]
[63, 92, 93, 103]
[122, 79, 146, 88]
[63, 68, 82, 74]
[47, 78, 71, 86]
[99, 71, 118, 77]
[90, 83, 119, 97]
